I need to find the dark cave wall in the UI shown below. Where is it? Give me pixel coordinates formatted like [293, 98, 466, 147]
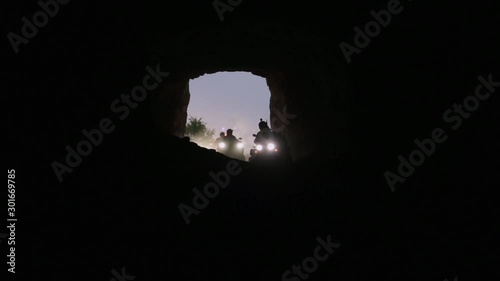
[152, 76, 190, 137]
[267, 51, 353, 160]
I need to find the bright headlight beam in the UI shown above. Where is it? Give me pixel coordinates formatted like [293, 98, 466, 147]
[267, 143, 275, 150]
[256, 144, 263, 151]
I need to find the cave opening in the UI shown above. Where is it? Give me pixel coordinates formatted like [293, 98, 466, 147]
[186, 71, 271, 160]
[150, 51, 351, 162]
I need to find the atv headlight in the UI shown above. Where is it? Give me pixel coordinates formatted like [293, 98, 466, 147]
[267, 143, 275, 150]
[256, 144, 263, 151]
[237, 143, 244, 149]
[218, 142, 226, 149]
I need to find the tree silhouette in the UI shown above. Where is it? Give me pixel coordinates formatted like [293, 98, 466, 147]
[185, 116, 215, 142]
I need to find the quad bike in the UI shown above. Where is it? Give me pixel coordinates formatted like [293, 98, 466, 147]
[217, 138, 245, 161]
[248, 133, 288, 164]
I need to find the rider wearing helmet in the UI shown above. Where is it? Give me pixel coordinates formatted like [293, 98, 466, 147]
[224, 129, 239, 143]
[252, 118, 292, 164]
[214, 132, 225, 150]
[254, 119, 273, 144]
[223, 129, 244, 160]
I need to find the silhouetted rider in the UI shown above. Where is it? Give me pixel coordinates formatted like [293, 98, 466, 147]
[224, 129, 239, 144]
[223, 129, 240, 156]
[254, 119, 291, 162]
[254, 119, 273, 144]
[214, 132, 225, 149]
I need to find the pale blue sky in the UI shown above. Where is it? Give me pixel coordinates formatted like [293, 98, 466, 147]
[188, 71, 270, 151]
